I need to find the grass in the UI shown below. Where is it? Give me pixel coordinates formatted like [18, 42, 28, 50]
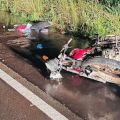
[0, 11, 26, 25]
[0, 0, 120, 37]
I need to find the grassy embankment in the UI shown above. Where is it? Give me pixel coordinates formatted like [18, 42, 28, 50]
[0, 0, 120, 37]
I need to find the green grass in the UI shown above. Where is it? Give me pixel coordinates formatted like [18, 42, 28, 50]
[0, 0, 120, 37]
[0, 11, 26, 25]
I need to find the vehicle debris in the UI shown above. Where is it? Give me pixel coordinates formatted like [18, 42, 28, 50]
[31, 21, 52, 33]
[7, 21, 52, 38]
[41, 36, 120, 85]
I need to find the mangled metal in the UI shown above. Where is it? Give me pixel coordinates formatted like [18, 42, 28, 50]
[44, 36, 120, 85]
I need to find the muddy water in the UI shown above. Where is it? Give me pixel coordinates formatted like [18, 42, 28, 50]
[1, 12, 120, 120]
[6, 32, 120, 120]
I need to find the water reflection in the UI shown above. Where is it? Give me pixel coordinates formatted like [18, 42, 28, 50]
[4, 25, 120, 119]
[69, 75, 82, 87]
[0, 11, 90, 50]
[44, 73, 120, 119]
[30, 31, 90, 53]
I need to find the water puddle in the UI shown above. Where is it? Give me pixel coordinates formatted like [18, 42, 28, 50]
[1, 11, 120, 119]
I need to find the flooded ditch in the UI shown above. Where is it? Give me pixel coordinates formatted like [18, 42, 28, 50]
[1, 11, 120, 120]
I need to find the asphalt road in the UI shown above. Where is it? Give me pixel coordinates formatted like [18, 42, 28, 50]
[0, 78, 51, 120]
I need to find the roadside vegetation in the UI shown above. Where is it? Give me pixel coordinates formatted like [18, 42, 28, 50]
[0, 0, 120, 37]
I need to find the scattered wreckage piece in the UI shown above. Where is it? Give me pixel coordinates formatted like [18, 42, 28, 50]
[7, 21, 52, 38]
[80, 57, 120, 84]
[31, 21, 52, 33]
[80, 70, 120, 84]
[96, 35, 120, 45]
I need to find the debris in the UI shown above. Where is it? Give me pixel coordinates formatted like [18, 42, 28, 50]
[44, 37, 120, 85]
[69, 48, 92, 60]
[36, 43, 44, 49]
[8, 29, 15, 32]
[40, 28, 48, 33]
[24, 23, 32, 36]
[31, 21, 52, 33]
[7, 21, 52, 38]
[42, 55, 49, 61]
[15, 24, 26, 33]
[45, 58, 63, 80]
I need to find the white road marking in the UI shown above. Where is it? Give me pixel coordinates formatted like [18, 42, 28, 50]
[0, 68, 68, 120]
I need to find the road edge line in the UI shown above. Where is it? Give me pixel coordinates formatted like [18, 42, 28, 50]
[0, 68, 69, 120]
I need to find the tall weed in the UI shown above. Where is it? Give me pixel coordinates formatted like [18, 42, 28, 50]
[0, 0, 120, 37]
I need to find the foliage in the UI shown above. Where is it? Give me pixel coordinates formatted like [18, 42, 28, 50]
[0, 0, 120, 37]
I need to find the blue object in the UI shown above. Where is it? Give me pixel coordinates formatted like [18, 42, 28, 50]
[36, 43, 44, 49]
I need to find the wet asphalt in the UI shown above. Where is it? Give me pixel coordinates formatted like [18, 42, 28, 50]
[0, 78, 51, 120]
[1, 30, 120, 120]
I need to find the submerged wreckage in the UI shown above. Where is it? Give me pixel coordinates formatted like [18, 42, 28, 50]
[8, 21, 52, 38]
[44, 35, 120, 85]
[7, 21, 120, 85]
